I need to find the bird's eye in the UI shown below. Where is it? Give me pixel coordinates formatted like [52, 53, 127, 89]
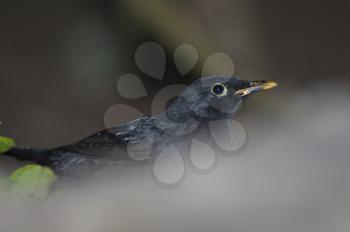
[211, 83, 228, 97]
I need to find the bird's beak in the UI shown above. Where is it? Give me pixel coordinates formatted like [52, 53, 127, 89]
[235, 80, 278, 97]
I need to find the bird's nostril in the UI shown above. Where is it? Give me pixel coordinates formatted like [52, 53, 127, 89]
[247, 80, 267, 87]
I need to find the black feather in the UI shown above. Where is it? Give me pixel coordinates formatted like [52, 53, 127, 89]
[4, 76, 267, 178]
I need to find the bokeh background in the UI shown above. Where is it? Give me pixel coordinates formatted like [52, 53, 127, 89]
[1, 1, 350, 232]
[1, 0, 349, 147]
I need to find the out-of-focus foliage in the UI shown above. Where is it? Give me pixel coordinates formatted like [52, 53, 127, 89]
[0, 137, 57, 200]
[0, 164, 57, 200]
[9, 164, 57, 200]
[0, 136, 16, 153]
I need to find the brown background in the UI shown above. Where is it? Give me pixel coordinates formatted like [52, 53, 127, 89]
[0, 0, 349, 147]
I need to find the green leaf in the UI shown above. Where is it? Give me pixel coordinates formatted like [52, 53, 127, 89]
[0, 136, 16, 153]
[9, 164, 57, 200]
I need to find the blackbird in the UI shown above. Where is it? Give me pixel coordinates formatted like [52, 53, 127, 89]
[3, 76, 277, 177]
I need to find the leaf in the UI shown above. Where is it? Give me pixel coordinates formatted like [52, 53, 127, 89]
[0, 136, 16, 153]
[9, 164, 57, 200]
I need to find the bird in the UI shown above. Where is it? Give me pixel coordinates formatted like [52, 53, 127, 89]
[3, 76, 277, 178]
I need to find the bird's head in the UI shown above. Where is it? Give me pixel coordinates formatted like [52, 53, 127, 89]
[166, 76, 277, 122]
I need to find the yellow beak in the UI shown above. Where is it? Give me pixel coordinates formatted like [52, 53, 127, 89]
[235, 80, 278, 97]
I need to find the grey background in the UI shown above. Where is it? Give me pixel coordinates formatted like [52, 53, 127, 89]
[1, 1, 350, 232]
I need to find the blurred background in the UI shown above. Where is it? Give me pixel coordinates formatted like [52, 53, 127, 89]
[1, 1, 350, 232]
[1, 0, 349, 147]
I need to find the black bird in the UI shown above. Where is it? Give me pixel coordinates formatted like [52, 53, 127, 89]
[3, 76, 277, 178]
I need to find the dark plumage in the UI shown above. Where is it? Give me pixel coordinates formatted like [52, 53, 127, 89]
[4, 76, 277, 177]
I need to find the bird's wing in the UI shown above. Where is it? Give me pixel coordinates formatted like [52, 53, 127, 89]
[55, 117, 158, 161]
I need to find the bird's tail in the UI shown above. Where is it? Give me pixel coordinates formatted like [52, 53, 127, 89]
[2, 147, 50, 165]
